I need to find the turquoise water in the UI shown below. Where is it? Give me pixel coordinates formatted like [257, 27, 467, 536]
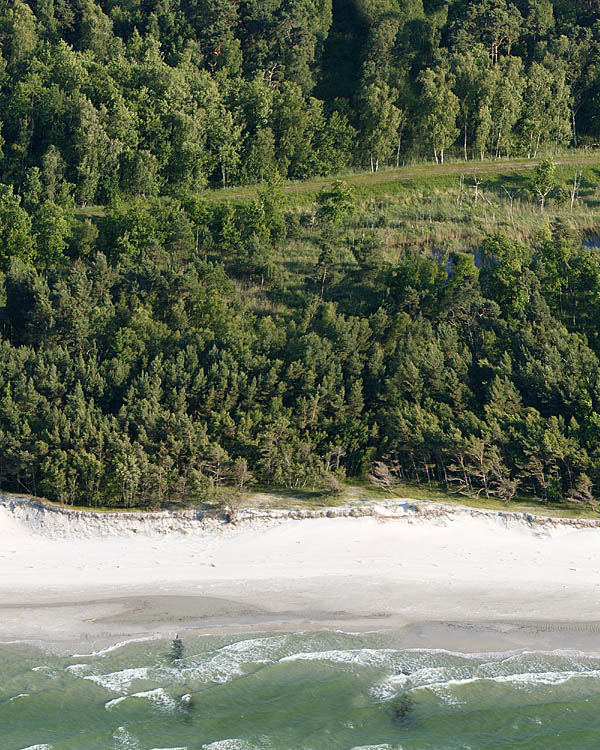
[3, 630, 600, 749]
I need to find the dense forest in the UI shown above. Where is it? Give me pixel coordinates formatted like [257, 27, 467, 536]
[2, 168, 600, 509]
[0, 0, 599, 198]
[1, 1, 600, 510]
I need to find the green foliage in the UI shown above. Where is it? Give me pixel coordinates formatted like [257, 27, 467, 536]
[532, 159, 557, 210]
[0, 1, 600, 511]
[316, 180, 355, 225]
[418, 66, 460, 163]
[0, 184, 599, 511]
[0, 184, 35, 269]
[0, 0, 595, 200]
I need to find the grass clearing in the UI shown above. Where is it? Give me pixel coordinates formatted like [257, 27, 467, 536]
[200, 152, 600, 205]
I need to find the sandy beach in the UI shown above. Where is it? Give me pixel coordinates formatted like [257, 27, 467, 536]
[3, 495, 600, 654]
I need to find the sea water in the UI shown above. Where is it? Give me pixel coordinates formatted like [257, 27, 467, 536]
[3, 630, 600, 749]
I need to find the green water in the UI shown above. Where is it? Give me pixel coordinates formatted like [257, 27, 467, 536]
[3, 631, 600, 749]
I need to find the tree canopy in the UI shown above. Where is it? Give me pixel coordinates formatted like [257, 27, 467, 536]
[1, 2, 600, 510]
[0, 0, 596, 199]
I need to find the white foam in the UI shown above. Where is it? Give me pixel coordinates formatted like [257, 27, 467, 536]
[85, 667, 150, 693]
[17, 746, 52, 750]
[201, 742, 258, 750]
[73, 635, 160, 658]
[280, 648, 398, 668]
[181, 635, 288, 685]
[401, 646, 522, 661]
[105, 695, 128, 709]
[494, 669, 600, 687]
[65, 663, 90, 676]
[369, 680, 401, 702]
[408, 668, 600, 704]
[113, 727, 141, 749]
[31, 665, 57, 677]
[405, 666, 456, 683]
[9, 693, 30, 702]
[0, 639, 38, 645]
[105, 687, 177, 711]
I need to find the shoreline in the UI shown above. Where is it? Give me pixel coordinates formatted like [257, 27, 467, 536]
[3, 494, 600, 655]
[4, 593, 600, 658]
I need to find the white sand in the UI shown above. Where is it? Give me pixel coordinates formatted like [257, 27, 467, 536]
[2, 496, 600, 651]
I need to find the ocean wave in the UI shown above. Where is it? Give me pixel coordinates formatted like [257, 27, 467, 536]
[31, 665, 57, 676]
[0, 639, 40, 646]
[176, 635, 291, 685]
[85, 667, 151, 693]
[278, 647, 479, 691]
[201, 741, 260, 750]
[72, 635, 160, 658]
[105, 687, 177, 711]
[369, 680, 401, 702]
[9, 693, 30, 702]
[112, 727, 140, 749]
[359, 648, 600, 707]
[493, 669, 600, 686]
[406, 668, 600, 707]
[475, 650, 600, 678]
[280, 648, 399, 668]
[369, 665, 468, 704]
[17, 745, 53, 750]
[65, 663, 91, 676]
[75, 635, 293, 696]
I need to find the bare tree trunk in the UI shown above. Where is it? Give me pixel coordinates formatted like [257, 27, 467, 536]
[410, 453, 419, 482]
[473, 176, 481, 204]
[570, 170, 582, 210]
[320, 268, 327, 299]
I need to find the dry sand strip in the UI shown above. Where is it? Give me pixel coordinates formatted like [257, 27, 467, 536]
[2, 495, 600, 654]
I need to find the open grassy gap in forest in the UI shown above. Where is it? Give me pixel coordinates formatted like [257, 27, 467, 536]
[199, 153, 600, 204]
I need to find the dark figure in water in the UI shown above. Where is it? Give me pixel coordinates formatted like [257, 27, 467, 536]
[171, 634, 184, 662]
[392, 694, 414, 725]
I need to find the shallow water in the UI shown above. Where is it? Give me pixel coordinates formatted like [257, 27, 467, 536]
[4, 630, 600, 749]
